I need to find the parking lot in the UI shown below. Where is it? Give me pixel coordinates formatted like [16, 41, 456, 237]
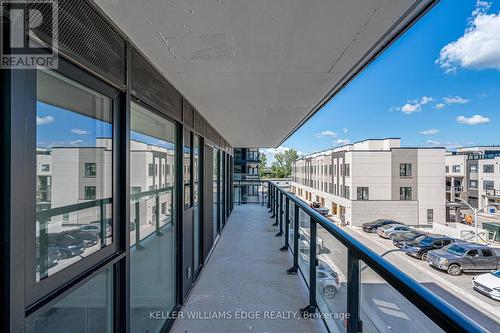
[346, 226, 500, 332]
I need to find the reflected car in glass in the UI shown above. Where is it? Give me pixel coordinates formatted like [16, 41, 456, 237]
[362, 219, 401, 233]
[47, 233, 85, 259]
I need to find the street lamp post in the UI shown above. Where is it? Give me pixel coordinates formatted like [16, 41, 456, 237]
[457, 198, 498, 243]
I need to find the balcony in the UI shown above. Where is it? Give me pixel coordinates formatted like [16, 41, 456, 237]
[446, 185, 464, 192]
[173, 182, 483, 333]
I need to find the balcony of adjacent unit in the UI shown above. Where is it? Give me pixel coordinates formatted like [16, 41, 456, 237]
[484, 189, 500, 198]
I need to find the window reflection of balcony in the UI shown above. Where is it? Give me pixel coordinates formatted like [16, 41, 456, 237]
[484, 189, 500, 197]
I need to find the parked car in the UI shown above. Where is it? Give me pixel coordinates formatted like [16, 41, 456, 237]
[427, 243, 500, 276]
[300, 253, 341, 298]
[299, 232, 330, 254]
[377, 224, 414, 239]
[65, 230, 99, 248]
[80, 223, 112, 237]
[472, 270, 500, 301]
[362, 219, 401, 233]
[401, 234, 455, 260]
[35, 243, 62, 271]
[47, 232, 85, 259]
[392, 231, 427, 248]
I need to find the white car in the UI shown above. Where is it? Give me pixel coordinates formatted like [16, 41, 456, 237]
[472, 270, 500, 301]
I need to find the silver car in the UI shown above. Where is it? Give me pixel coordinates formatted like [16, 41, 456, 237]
[377, 224, 413, 239]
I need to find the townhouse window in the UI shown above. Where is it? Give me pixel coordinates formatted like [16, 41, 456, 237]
[469, 180, 477, 189]
[63, 213, 69, 221]
[41, 164, 50, 172]
[131, 186, 141, 194]
[356, 187, 369, 200]
[84, 162, 97, 177]
[344, 164, 350, 177]
[84, 186, 96, 200]
[469, 164, 478, 173]
[148, 163, 154, 176]
[400, 187, 412, 200]
[452, 165, 460, 173]
[445, 165, 449, 173]
[427, 209, 433, 223]
[483, 180, 494, 190]
[483, 164, 494, 173]
[345, 186, 350, 199]
[399, 163, 412, 177]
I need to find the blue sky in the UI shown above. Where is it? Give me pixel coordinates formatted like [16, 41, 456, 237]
[264, 0, 500, 161]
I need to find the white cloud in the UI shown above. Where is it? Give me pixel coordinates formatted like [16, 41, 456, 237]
[420, 96, 434, 105]
[343, 127, 349, 134]
[419, 128, 439, 135]
[434, 103, 446, 109]
[456, 114, 490, 125]
[71, 128, 90, 135]
[443, 96, 470, 104]
[426, 140, 441, 146]
[316, 130, 337, 138]
[334, 138, 351, 145]
[394, 96, 433, 115]
[437, 1, 500, 72]
[69, 139, 83, 145]
[36, 115, 54, 125]
[401, 103, 421, 114]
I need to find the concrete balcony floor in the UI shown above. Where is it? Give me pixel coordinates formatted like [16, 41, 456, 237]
[172, 205, 327, 333]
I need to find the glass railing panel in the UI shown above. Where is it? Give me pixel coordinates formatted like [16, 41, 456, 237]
[288, 201, 295, 252]
[316, 223, 348, 332]
[298, 208, 310, 285]
[360, 260, 444, 333]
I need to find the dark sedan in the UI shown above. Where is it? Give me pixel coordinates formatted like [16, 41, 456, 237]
[65, 230, 99, 247]
[47, 232, 85, 259]
[362, 219, 401, 233]
[393, 230, 427, 248]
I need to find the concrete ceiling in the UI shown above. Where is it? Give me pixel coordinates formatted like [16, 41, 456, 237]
[95, 0, 434, 147]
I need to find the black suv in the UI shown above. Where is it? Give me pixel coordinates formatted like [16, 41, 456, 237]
[392, 230, 427, 248]
[362, 219, 401, 233]
[401, 234, 455, 260]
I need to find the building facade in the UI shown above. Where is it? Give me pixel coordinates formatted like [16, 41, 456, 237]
[291, 138, 445, 226]
[233, 148, 261, 203]
[445, 147, 500, 221]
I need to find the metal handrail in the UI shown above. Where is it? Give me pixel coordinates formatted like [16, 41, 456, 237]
[268, 180, 486, 333]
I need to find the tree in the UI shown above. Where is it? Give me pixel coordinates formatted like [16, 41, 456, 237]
[270, 148, 299, 178]
[258, 153, 267, 178]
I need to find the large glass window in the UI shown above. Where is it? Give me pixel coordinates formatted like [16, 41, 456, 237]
[184, 131, 192, 209]
[26, 267, 114, 332]
[36, 70, 113, 281]
[213, 149, 220, 240]
[193, 135, 201, 273]
[130, 102, 176, 332]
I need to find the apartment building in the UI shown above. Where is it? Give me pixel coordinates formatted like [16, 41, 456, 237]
[291, 138, 445, 226]
[234, 148, 261, 203]
[36, 138, 175, 233]
[445, 146, 500, 221]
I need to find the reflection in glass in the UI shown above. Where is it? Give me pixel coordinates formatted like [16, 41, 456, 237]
[193, 135, 201, 273]
[26, 267, 113, 332]
[36, 70, 113, 282]
[184, 130, 192, 209]
[130, 102, 176, 332]
[297, 209, 310, 284]
[213, 149, 219, 240]
[315, 224, 347, 332]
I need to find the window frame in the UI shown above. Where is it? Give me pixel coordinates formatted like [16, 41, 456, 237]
[400, 187, 412, 200]
[399, 163, 412, 177]
[24, 58, 123, 307]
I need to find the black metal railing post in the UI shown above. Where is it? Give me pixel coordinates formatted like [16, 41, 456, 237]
[347, 251, 361, 333]
[135, 200, 144, 250]
[270, 186, 276, 218]
[300, 215, 317, 316]
[267, 181, 271, 208]
[100, 200, 106, 246]
[276, 193, 284, 237]
[287, 203, 300, 275]
[39, 217, 49, 280]
[273, 187, 279, 226]
[155, 194, 163, 236]
[280, 197, 290, 251]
